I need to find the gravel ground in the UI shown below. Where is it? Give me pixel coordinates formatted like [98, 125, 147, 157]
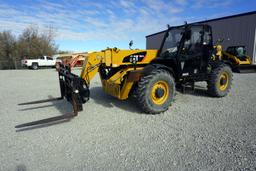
[0, 68, 256, 171]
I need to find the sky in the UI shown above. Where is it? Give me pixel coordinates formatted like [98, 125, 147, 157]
[0, 0, 255, 52]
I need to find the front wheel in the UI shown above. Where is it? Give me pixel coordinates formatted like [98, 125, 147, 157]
[135, 69, 175, 114]
[207, 64, 232, 97]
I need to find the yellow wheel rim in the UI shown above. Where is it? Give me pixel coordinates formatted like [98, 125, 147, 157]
[151, 81, 169, 105]
[219, 72, 229, 91]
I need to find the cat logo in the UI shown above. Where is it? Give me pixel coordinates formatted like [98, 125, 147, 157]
[130, 54, 145, 64]
[122, 51, 147, 63]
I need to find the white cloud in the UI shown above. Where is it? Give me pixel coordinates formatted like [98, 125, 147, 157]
[119, 0, 135, 8]
[175, 0, 188, 6]
[0, 1, 179, 46]
[169, 6, 184, 13]
[192, 0, 232, 8]
[0, 0, 235, 50]
[142, 0, 166, 12]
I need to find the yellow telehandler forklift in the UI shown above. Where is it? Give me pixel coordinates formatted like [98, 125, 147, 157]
[16, 23, 233, 128]
[222, 46, 256, 73]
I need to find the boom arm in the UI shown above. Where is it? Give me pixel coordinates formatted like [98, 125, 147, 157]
[80, 51, 103, 85]
[80, 48, 158, 85]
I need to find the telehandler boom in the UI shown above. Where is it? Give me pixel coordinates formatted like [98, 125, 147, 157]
[16, 23, 233, 129]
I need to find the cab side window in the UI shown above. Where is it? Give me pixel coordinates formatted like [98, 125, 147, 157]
[203, 26, 212, 45]
[182, 26, 203, 56]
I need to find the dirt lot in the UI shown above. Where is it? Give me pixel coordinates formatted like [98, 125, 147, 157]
[0, 68, 255, 171]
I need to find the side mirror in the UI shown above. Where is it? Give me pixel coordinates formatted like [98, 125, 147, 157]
[129, 40, 133, 49]
[166, 24, 170, 37]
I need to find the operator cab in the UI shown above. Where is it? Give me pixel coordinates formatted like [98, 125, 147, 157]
[157, 24, 213, 80]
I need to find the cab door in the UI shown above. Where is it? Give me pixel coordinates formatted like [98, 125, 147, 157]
[179, 26, 203, 76]
[178, 25, 212, 76]
[46, 56, 54, 66]
[39, 56, 47, 66]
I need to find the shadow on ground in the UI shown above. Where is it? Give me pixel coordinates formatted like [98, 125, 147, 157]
[176, 85, 210, 98]
[89, 87, 141, 113]
[16, 95, 74, 132]
[90, 85, 211, 114]
[16, 85, 211, 131]
[18, 95, 73, 114]
[17, 164, 26, 171]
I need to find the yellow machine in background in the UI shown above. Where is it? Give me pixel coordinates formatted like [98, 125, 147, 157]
[214, 43, 256, 73]
[222, 46, 256, 73]
[223, 46, 251, 65]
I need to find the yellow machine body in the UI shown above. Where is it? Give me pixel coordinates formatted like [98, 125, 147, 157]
[222, 51, 251, 65]
[80, 48, 158, 100]
[213, 44, 223, 60]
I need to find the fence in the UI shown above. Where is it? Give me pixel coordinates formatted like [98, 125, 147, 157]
[0, 59, 22, 70]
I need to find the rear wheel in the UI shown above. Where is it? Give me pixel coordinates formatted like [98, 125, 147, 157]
[31, 63, 38, 70]
[207, 64, 232, 97]
[135, 69, 175, 114]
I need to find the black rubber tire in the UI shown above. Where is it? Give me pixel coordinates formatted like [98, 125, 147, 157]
[134, 69, 175, 114]
[207, 63, 232, 97]
[31, 63, 38, 70]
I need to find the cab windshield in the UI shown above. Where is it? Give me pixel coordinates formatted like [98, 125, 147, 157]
[161, 28, 184, 56]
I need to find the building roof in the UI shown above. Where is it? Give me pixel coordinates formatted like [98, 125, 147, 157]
[146, 11, 256, 38]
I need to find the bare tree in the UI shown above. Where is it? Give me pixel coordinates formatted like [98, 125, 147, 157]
[0, 25, 58, 69]
[0, 31, 17, 69]
[18, 25, 58, 59]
